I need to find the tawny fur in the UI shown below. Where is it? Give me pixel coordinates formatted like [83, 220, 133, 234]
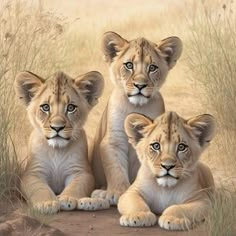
[14, 70, 104, 214]
[91, 32, 183, 205]
[118, 111, 216, 230]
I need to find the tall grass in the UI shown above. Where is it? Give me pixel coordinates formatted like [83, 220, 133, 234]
[186, 0, 236, 168]
[0, 0, 76, 203]
[186, 1, 236, 235]
[206, 187, 236, 236]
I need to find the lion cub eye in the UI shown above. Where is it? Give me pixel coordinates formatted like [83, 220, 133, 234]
[151, 142, 161, 151]
[149, 64, 158, 73]
[67, 104, 77, 113]
[177, 143, 188, 152]
[124, 62, 133, 70]
[40, 104, 50, 113]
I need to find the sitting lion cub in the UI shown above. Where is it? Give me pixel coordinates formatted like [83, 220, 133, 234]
[91, 32, 183, 205]
[118, 111, 216, 230]
[14, 70, 104, 214]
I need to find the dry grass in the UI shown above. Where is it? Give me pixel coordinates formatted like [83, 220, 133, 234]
[186, 1, 236, 235]
[0, 0, 78, 202]
[24, 204, 55, 226]
[205, 186, 236, 236]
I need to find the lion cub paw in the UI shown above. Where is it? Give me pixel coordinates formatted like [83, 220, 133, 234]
[58, 195, 77, 211]
[120, 212, 157, 227]
[158, 215, 192, 231]
[91, 189, 122, 206]
[77, 197, 110, 211]
[33, 200, 60, 214]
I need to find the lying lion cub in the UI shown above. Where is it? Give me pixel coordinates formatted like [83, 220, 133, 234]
[91, 32, 183, 205]
[14, 71, 104, 214]
[118, 111, 215, 230]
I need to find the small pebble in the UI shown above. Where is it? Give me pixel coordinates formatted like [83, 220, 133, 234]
[89, 225, 94, 230]
[92, 214, 96, 218]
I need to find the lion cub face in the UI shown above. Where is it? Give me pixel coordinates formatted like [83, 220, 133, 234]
[102, 32, 182, 106]
[125, 112, 216, 187]
[15, 71, 104, 148]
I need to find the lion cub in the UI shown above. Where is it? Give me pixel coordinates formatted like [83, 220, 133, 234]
[91, 32, 183, 205]
[14, 71, 104, 213]
[118, 111, 216, 230]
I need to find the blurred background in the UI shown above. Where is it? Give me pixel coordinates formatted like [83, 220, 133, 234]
[0, 0, 235, 235]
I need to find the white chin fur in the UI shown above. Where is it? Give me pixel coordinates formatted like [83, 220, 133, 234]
[156, 177, 178, 187]
[128, 95, 149, 106]
[48, 138, 69, 148]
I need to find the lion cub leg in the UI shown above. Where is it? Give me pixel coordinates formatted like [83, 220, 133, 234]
[92, 138, 130, 205]
[58, 173, 94, 211]
[159, 200, 207, 230]
[118, 192, 157, 227]
[21, 175, 59, 214]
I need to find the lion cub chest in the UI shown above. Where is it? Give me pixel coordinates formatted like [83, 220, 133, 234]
[141, 177, 199, 214]
[32, 147, 80, 195]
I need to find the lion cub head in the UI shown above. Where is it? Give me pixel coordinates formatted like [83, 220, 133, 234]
[102, 32, 182, 106]
[125, 111, 216, 187]
[14, 71, 104, 148]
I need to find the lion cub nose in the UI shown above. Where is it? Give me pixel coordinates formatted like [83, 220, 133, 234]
[133, 83, 147, 90]
[50, 125, 65, 132]
[161, 164, 176, 171]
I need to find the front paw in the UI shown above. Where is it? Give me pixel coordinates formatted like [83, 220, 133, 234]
[158, 215, 192, 231]
[58, 195, 77, 211]
[77, 197, 110, 211]
[33, 200, 60, 214]
[91, 189, 124, 205]
[120, 212, 157, 227]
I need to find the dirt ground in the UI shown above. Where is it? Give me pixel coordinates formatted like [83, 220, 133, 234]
[50, 208, 207, 236]
[0, 206, 207, 236]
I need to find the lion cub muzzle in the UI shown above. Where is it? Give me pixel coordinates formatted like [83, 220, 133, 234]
[49, 115, 67, 137]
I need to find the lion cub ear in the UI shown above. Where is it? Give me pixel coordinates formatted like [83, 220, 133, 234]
[157, 36, 183, 69]
[102, 31, 128, 63]
[187, 114, 216, 148]
[75, 71, 104, 107]
[125, 113, 153, 146]
[14, 71, 44, 106]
